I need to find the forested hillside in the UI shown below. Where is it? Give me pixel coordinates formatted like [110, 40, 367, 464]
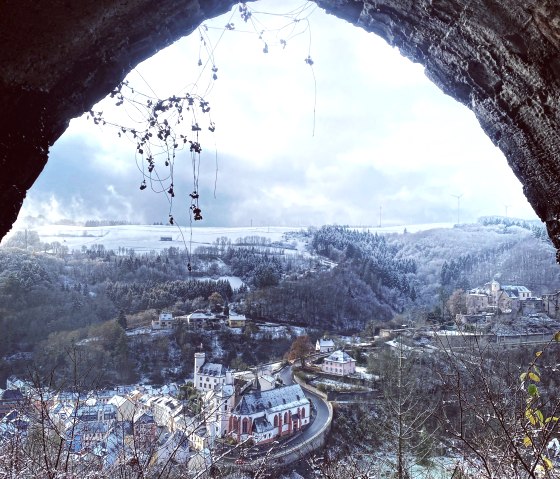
[1, 220, 560, 386]
[386, 220, 560, 307]
[248, 221, 560, 330]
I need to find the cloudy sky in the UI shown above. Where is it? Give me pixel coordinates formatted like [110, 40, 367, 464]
[16, 0, 538, 229]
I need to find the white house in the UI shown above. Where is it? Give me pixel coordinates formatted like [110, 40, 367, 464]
[229, 384, 310, 445]
[193, 352, 228, 393]
[322, 350, 356, 376]
[151, 311, 175, 330]
[191, 426, 209, 451]
[6, 376, 33, 395]
[108, 395, 136, 422]
[316, 338, 335, 353]
[203, 378, 236, 444]
[148, 395, 184, 431]
[75, 403, 117, 423]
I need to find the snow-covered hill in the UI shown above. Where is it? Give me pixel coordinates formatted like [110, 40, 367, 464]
[5, 223, 455, 253]
[29, 225, 301, 253]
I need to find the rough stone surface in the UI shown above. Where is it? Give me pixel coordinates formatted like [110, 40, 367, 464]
[0, 0, 238, 242]
[2, 0, 560, 258]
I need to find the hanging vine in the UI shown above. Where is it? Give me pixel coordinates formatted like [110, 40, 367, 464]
[86, 1, 318, 270]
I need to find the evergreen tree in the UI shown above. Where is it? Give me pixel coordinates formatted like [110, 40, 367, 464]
[117, 309, 127, 330]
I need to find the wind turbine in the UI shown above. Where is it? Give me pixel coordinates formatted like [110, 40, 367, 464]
[451, 194, 463, 225]
[504, 204, 510, 218]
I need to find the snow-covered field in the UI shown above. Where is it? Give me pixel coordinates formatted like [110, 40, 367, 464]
[6, 223, 455, 254]
[355, 366, 377, 381]
[309, 377, 372, 392]
[28, 224, 304, 253]
[196, 275, 246, 289]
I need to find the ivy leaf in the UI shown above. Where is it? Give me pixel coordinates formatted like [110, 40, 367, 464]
[520, 372, 528, 382]
[528, 384, 538, 396]
[554, 331, 560, 342]
[542, 456, 553, 470]
[535, 351, 543, 357]
[523, 436, 532, 447]
[528, 372, 540, 382]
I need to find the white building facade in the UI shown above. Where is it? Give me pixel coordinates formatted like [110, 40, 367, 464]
[194, 352, 228, 393]
[151, 311, 175, 330]
[322, 350, 356, 376]
[316, 338, 335, 353]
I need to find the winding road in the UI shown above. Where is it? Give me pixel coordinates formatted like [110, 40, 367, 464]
[222, 365, 332, 471]
[275, 366, 332, 459]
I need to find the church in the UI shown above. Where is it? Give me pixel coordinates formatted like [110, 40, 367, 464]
[193, 352, 311, 446]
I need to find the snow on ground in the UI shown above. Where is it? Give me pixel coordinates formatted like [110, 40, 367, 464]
[309, 378, 372, 391]
[197, 275, 246, 290]
[218, 276, 245, 289]
[385, 340, 417, 351]
[257, 325, 288, 337]
[354, 453, 465, 479]
[211, 335, 224, 359]
[355, 366, 378, 381]
[288, 326, 307, 336]
[30, 224, 302, 253]
[20, 223, 455, 253]
[124, 327, 172, 337]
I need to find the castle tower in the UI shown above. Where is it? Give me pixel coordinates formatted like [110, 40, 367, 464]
[194, 352, 205, 387]
[225, 369, 233, 386]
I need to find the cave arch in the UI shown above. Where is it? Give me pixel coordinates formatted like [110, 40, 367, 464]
[1, 1, 559, 255]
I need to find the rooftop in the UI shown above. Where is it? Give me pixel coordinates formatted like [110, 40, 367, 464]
[0, 389, 23, 401]
[199, 362, 226, 377]
[325, 350, 355, 363]
[233, 384, 308, 415]
[253, 416, 274, 433]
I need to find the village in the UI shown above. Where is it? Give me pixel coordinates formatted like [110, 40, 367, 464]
[0, 306, 356, 475]
[2, 278, 560, 475]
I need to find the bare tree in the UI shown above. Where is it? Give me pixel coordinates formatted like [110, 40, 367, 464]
[437, 334, 560, 479]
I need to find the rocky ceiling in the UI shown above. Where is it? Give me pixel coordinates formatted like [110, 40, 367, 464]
[1, 1, 560, 257]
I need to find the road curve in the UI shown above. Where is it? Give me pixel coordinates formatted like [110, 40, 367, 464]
[273, 366, 332, 461]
